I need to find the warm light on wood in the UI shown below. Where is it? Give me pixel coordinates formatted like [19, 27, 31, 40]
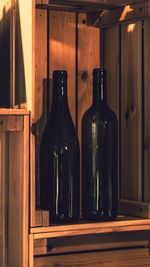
[128, 23, 136, 32]
[120, 5, 133, 21]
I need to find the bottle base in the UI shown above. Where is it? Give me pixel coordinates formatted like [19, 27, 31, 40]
[83, 211, 118, 222]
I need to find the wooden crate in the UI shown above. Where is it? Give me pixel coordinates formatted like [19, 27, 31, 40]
[1, 0, 150, 267]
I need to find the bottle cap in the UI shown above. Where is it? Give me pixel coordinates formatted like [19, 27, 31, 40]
[53, 70, 68, 80]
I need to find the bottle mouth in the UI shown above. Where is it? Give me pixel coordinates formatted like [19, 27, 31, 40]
[93, 68, 106, 78]
[53, 70, 68, 80]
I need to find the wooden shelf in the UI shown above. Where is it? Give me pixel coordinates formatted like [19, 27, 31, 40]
[36, 0, 120, 13]
[31, 216, 150, 240]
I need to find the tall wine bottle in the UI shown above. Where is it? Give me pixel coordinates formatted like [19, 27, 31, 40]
[82, 69, 118, 221]
[40, 70, 80, 224]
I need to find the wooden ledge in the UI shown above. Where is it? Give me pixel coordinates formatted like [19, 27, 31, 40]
[31, 216, 150, 240]
[0, 109, 30, 115]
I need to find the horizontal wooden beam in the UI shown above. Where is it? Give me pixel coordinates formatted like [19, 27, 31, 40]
[119, 199, 150, 219]
[36, 0, 148, 6]
[31, 216, 150, 239]
[36, 0, 120, 13]
[88, 2, 150, 27]
[0, 109, 30, 115]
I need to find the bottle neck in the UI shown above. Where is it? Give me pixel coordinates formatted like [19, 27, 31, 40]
[52, 79, 68, 108]
[93, 72, 107, 106]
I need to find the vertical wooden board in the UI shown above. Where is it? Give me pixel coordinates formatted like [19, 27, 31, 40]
[8, 116, 29, 267]
[104, 26, 119, 118]
[15, 0, 34, 110]
[0, 133, 7, 267]
[49, 11, 76, 125]
[29, 234, 34, 267]
[121, 22, 142, 201]
[144, 20, 150, 202]
[78, 14, 100, 214]
[30, 9, 48, 227]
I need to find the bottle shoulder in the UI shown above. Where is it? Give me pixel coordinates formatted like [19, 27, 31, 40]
[82, 104, 118, 124]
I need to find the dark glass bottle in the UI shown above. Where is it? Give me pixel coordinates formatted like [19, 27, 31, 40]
[82, 69, 118, 221]
[40, 70, 80, 224]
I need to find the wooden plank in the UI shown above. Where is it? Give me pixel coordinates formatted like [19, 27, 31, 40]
[34, 247, 150, 267]
[30, 8, 49, 227]
[121, 22, 142, 201]
[0, 115, 24, 132]
[0, 133, 7, 267]
[49, 11, 76, 125]
[144, 20, 150, 202]
[36, 0, 146, 5]
[0, 109, 30, 115]
[31, 217, 150, 239]
[7, 115, 29, 267]
[29, 234, 34, 267]
[104, 26, 119, 117]
[119, 199, 150, 218]
[0, 0, 11, 107]
[78, 13, 100, 214]
[34, 237, 149, 256]
[15, 0, 33, 110]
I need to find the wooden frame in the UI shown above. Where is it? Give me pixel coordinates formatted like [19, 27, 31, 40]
[1, 0, 150, 266]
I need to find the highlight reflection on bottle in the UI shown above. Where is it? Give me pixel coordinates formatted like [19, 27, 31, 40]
[40, 70, 80, 224]
[82, 68, 118, 221]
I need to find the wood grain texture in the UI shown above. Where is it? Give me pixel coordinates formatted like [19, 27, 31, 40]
[49, 11, 76, 125]
[34, 236, 149, 256]
[34, 247, 150, 267]
[0, 109, 30, 115]
[121, 22, 142, 201]
[30, 8, 49, 227]
[29, 234, 34, 267]
[104, 26, 119, 117]
[78, 14, 100, 214]
[7, 115, 29, 267]
[144, 20, 150, 202]
[0, 115, 24, 131]
[0, 133, 7, 267]
[31, 216, 150, 240]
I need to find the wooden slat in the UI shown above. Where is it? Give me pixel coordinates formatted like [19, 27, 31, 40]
[7, 115, 29, 267]
[78, 13, 100, 214]
[15, 0, 33, 109]
[0, 115, 24, 132]
[0, 109, 30, 115]
[34, 247, 150, 267]
[31, 216, 150, 240]
[30, 8, 49, 227]
[34, 237, 149, 256]
[104, 26, 119, 117]
[144, 20, 150, 202]
[29, 234, 34, 267]
[49, 11, 76, 125]
[119, 199, 150, 218]
[36, 0, 146, 5]
[0, 133, 7, 267]
[121, 22, 142, 201]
